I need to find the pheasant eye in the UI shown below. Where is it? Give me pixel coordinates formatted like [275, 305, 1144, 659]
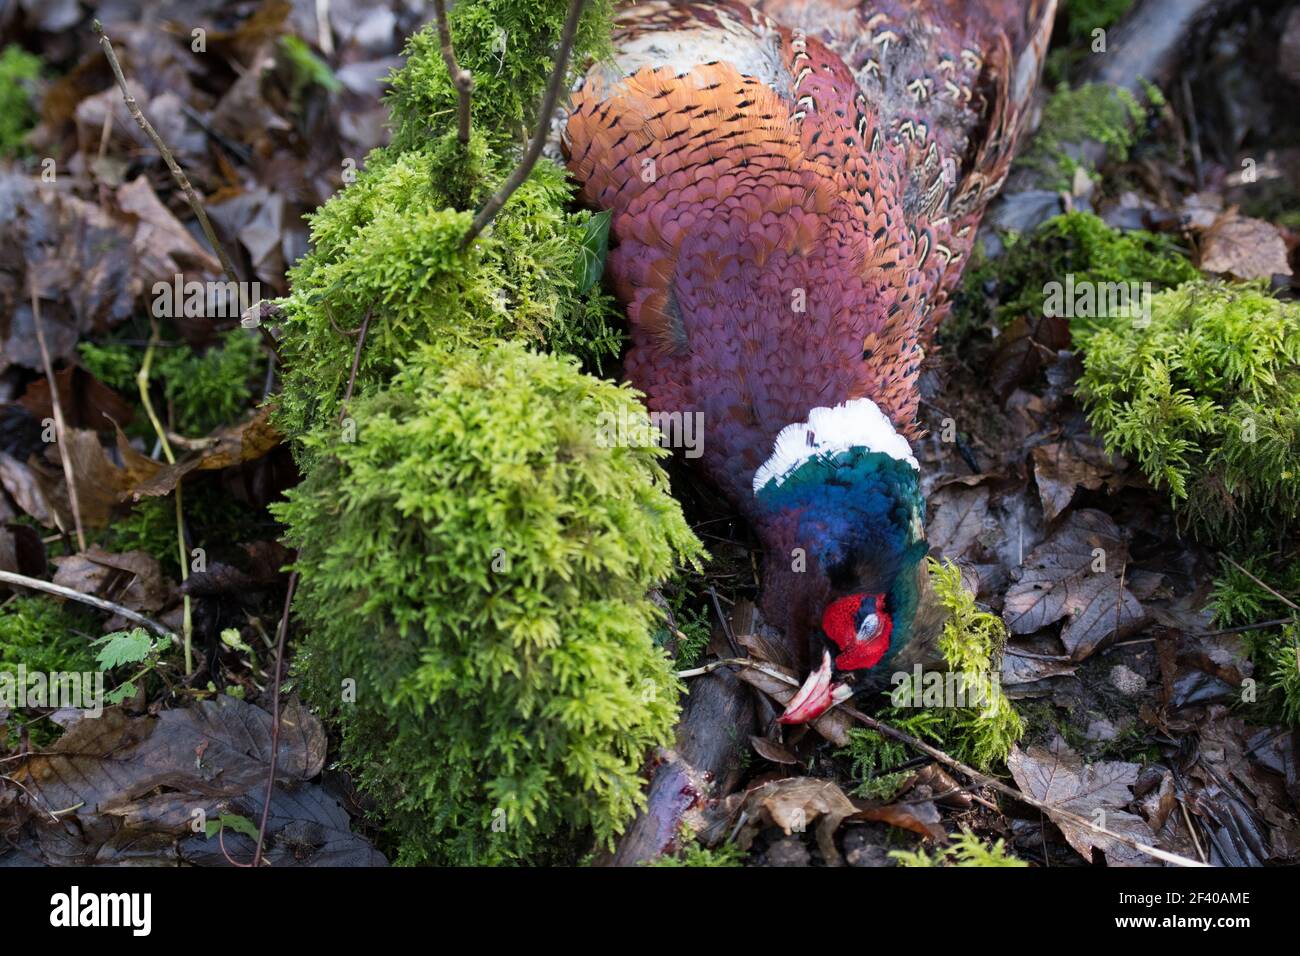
[824, 593, 894, 671]
[821, 593, 865, 645]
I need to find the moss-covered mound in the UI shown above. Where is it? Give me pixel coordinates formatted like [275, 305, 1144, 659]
[386, 0, 614, 153]
[274, 141, 621, 442]
[957, 211, 1198, 334]
[274, 341, 703, 864]
[273, 0, 622, 447]
[1078, 280, 1300, 540]
[1013, 83, 1148, 191]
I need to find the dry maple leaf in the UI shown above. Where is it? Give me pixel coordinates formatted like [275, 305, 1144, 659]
[1007, 737, 1158, 867]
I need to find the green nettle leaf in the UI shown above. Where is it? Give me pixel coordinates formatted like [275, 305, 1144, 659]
[104, 682, 137, 706]
[573, 209, 612, 294]
[91, 628, 155, 670]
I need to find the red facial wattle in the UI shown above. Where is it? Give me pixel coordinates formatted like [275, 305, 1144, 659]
[822, 593, 892, 671]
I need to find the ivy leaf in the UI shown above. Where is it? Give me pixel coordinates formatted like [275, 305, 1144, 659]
[572, 209, 612, 294]
[91, 628, 154, 670]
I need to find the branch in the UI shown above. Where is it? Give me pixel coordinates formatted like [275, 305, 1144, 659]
[0, 569, 178, 645]
[841, 703, 1207, 867]
[462, 0, 586, 247]
[338, 308, 373, 423]
[432, 0, 473, 145]
[707, 656, 1207, 867]
[28, 281, 86, 553]
[93, 20, 281, 362]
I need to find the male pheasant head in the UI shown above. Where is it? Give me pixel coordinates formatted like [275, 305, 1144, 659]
[749, 399, 927, 723]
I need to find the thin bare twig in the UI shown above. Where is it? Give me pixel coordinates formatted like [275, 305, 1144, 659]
[1223, 556, 1300, 614]
[0, 569, 178, 645]
[462, 0, 586, 247]
[707, 585, 741, 658]
[693, 655, 1206, 867]
[338, 308, 373, 422]
[432, 0, 473, 145]
[93, 20, 282, 362]
[252, 570, 299, 868]
[841, 702, 1206, 867]
[1191, 618, 1293, 638]
[93, 20, 239, 287]
[28, 282, 86, 553]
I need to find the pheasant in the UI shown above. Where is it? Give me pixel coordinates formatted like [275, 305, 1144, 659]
[563, 0, 1055, 722]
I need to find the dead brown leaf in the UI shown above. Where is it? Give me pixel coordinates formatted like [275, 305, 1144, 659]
[1199, 212, 1292, 279]
[855, 799, 946, 841]
[727, 777, 859, 865]
[52, 546, 171, 619]
[1007, 737, 1158, 866]
[0, 523, 47, 580]
[11, 697, 325, 821]
[120, 406, 282, 500]
[18, 365, 135, 431]
[48, 429, 133, 527]
[926, 484, 991, 561]
[1003, 509, 1146, 660]
[1031, 437, 1123, 523]
[750, 736, 800, 765]
[0, 451, 61, 527]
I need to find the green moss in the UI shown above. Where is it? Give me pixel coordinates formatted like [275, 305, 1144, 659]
[1078, 281, 1300, 540]
[97, 483, 270, 577]
[79, 328, 264, 436]
[1210, 551, 1300, 629]
[0, 597, 97, 676]
[274, 143, 622, 447]
[0, 596, 98, 748]
[1044, 0, 1136, 83]
[1014, 83, 1148, 191]
[838, 560, 1023, 795]
[1210, 551, 1300, 725]
[385, 0, 614, 153]
[274, 341, 704, 864]
[1263, 624, 1300, 726]
[1061, 0, 1135, 43]
[0, 45, 41, 157]
[647, 838, 745, 867]
[927, 559, 1023, 769]
[653, 577, 713, 670]
[838, 714, 946, 800]
[272, 0, 625, 453]
[891, 828, 1027, 867]
[954, 212, 1197, 336]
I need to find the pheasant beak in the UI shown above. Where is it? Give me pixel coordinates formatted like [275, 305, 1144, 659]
[778, 650, 853, 725]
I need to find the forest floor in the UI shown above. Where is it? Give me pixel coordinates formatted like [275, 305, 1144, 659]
[1, 0, 1298, 867]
